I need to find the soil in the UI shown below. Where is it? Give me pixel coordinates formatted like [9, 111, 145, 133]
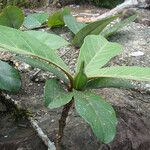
[0, 3, 150, 150]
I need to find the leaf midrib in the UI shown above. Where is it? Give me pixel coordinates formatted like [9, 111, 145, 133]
[87, 67, 150, 81]
[85, 42, 108, 71]
[0, 27, 73, 80]
[87, 98, 105, 140]
[77, 94, 116, 141]
[0, 42, 73, 80]
[87, 97, 115, 126]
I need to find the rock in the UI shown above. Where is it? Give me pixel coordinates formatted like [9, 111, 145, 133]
[110, 22, 150, 68]
[0, 127, 47, 150]
[130, 51, 144, 56]
[0, 94, 47, 150]
[138, 0, 150, 8]
[94, 88, 150, 150]
[58, 0, 124, 8]
[93, 22, 150, 150]
[17, 62, 32, 72]
[135, 8, 150, 26]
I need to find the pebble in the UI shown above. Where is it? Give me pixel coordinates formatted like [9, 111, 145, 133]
[17, 63, 32, 72]
[4, 135, 8, 138]
[70, 4, 80, 8]
[130, 51, 144, 57]
[51, 119, 55, 123]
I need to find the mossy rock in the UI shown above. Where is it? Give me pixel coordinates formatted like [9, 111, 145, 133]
[0, 0, 32, 9]
[58, 0, 124, 8]
[0, 0, 49, 9]
[82, 0, 124, 8]
[0, 0, 124, 9]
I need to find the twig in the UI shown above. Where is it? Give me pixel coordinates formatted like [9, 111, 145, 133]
[28, 117, 56, 150]
[56, 100, 74, 150]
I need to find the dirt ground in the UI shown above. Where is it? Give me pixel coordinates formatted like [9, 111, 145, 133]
[0, 4, 150, 150]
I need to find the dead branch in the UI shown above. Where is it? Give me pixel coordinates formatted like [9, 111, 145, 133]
[29, 117, 56, 150]
[91, 0, 138, 21]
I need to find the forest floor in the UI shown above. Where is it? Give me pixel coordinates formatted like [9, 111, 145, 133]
[0, 4, 150, 150]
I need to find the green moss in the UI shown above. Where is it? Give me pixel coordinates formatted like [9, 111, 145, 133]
[0, 0, 38, 9]
[1, 0, 125, 10]
[79, 0, 124, 8]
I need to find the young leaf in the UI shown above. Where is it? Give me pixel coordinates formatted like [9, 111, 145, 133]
[44, 79, 73, 108]
[0, 25, 71, 78]
[86, 77, 134, 89]
[101, 14, 137, 38]
[0, 5, 24, 29]
[87, 66, 150, 82]
[74, 90, 118, 143]
[73, 61, 88, 90]
[25, 30, 69, 50]
[48, 7, 71, 27]
[76, 35, 122, 74]
[72, 15, 119, 47]
[0, 60, 21, 92]
[64, 14, 87, 34]
[16, 55, 69, 84]
[23, 12, 49, 29]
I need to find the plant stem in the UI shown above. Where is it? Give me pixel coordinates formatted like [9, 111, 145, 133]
[22, 24, 48, 31]
[56, 99, 74, 150]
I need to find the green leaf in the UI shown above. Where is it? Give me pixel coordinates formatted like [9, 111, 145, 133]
[0, 5, 24, 29]
[72, 15, 119, 47]
[44, 79, 73, 108]
[25, 30, 69, 50]
[87, 66, 150, 82]
[64, 14, 87, 34]
[101, 14, 137, 38]
[16, 55, 69, 84]
[73, 61, 88, 90]
[0, 60, 21, 92]
[76, 35, 122, 74]
[48, 7, 71, 27]
[23, 12, 49, 29]
[74, 90, 117, 143]
[86, 77, 134, 89]
[0, 25, 71, 79]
